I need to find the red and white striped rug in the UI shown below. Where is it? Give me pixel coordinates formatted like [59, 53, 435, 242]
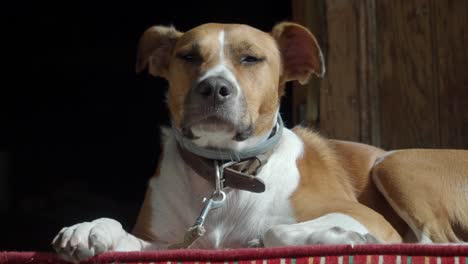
[1, 245, 467, 264]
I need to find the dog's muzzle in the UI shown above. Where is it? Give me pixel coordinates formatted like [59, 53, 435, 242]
[181, 76, 247, 138]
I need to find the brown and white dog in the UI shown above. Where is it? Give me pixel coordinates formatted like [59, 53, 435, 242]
[52, 22, 468, 262]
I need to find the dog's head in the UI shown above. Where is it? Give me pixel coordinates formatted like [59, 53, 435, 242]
[136, 22, 324, 149]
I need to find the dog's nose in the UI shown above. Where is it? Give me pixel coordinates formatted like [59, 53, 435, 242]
[195, 77, 235, 102]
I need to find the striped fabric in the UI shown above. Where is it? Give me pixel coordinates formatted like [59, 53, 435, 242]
[1, 245, 467, 264]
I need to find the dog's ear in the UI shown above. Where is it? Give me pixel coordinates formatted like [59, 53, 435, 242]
[136, 25, 182, 77]
[271, 22, 325, 85]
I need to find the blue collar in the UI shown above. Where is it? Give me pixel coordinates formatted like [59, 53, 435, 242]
[173, 115, 284, 161]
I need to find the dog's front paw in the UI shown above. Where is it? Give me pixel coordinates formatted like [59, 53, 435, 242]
[52, 218, 126, 263]
[305, 226, 380, 245]
[264, 225, 379, 247]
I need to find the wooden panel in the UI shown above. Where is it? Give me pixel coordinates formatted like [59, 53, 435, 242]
[293, 0, 378, 144]
[357, 0, 378, 145]
[433, 0, 468, 149]
[320, 0, 361, 141]
[376, 0, 439, 149]
[291, 0, 323, 127]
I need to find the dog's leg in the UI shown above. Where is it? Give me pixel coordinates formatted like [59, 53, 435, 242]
[265, 198, 402, 246]
[265, 199, 402, 247]
[264, 213, 379, 247]
[372, 149, 468, 243]
[52, 218, 156, 263]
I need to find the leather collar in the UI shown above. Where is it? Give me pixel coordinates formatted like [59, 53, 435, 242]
[178, 144, 270, 193]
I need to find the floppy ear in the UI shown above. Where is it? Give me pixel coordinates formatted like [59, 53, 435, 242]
[271, 22, 325, 85]
[135, 25, 182, 77]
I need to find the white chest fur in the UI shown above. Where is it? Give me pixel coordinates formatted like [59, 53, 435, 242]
[146, 128, 304, 248]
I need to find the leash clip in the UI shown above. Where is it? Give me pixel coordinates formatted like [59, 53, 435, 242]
[168, 160, 235, 249]
[193, 160, 233, 226]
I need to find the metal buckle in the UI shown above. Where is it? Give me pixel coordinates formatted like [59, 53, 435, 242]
[213, 160, 236, 196]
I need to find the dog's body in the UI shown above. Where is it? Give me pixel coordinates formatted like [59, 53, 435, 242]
[53, 23, 468, 263]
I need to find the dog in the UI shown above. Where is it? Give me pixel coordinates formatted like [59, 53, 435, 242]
[52, 22, 468, 263]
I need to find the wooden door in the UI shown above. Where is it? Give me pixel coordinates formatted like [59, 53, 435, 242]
[292, 0, 468, 150]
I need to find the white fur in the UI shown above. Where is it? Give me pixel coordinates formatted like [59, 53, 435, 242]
[419, 233, 434, 243]
[53, 127, 380, 262]
[191, 111, 278, 151]
[374, 150, 398, 167]
[191, 128, 237, 148]
[146, 127, 303, 248]
[218, 31, 225, 62]
[263, 213, 371, 247]
[191, 126, 273, 151]
[199, 64, 240, 93]
[52, 218, 150, 263]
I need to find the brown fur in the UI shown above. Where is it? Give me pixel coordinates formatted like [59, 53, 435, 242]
[373, 149, 468, 242]
[136, 23, 323, 137]
[271, 22, 325, 84]
[329, 140, 409, 237]
[137, 24, 282, 136]
[134, 22, 468, 246]
[290, 127, 403, 243]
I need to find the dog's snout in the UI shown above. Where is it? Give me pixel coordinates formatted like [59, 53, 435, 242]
[195, 77, 235, 103]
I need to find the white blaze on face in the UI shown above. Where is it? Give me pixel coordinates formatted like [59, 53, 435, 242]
[191, 30, 245, 149]
[197, 30, 241, 96]
[219, 30, 225, 61]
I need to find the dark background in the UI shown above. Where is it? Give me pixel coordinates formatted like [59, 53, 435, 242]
[2, 1, 292, 250]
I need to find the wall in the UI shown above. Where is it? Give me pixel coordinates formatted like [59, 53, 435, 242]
[293, 0, 468, 150]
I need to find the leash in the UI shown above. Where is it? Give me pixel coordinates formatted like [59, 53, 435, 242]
[168, 161, 230, 249]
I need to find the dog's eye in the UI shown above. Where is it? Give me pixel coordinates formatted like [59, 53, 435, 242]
[177, 53, 200, 63]
[182, 54, 194, 61]
[241, 55, 264, 64]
